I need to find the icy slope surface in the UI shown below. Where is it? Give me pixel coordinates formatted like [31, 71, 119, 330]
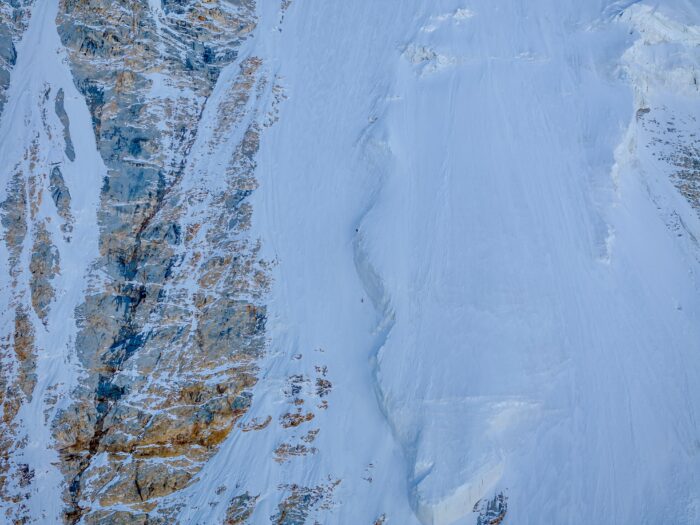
[218, 0, 700, 524]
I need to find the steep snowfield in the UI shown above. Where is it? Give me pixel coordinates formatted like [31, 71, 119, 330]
[197, 0, 700, 523]
[174, 3, 419, 522]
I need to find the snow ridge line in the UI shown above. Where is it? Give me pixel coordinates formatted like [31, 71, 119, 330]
[602, 0, 644, 21]
[350, 120, 422, 522]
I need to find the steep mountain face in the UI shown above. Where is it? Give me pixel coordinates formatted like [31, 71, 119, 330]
[1, 1, 700, 524]
[52, 2, 267, 523]
[1, 0, 272, 523]
[0, 1, 33, 116]
[0, 0, 34, 504]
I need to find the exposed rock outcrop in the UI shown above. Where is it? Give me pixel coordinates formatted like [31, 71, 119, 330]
[47, 1, 274, 522]
[0, 1, 33, 117]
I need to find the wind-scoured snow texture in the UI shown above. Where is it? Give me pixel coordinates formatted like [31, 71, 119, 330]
[368, 2, 700, 523]
[200, 0, 700, 524]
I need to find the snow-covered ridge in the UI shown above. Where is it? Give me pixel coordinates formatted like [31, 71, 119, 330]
[617, 2, 700, 234]
[622, 3, 700, 45]
[620, 3, 700, 104]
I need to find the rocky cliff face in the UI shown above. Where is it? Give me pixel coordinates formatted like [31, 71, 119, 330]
[51, 1, 273, 523]
[0, 1, 34, 116]
[1, 1, 282, 523]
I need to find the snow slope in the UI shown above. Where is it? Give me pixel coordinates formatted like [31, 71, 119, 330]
[184, 0, 700, 523]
